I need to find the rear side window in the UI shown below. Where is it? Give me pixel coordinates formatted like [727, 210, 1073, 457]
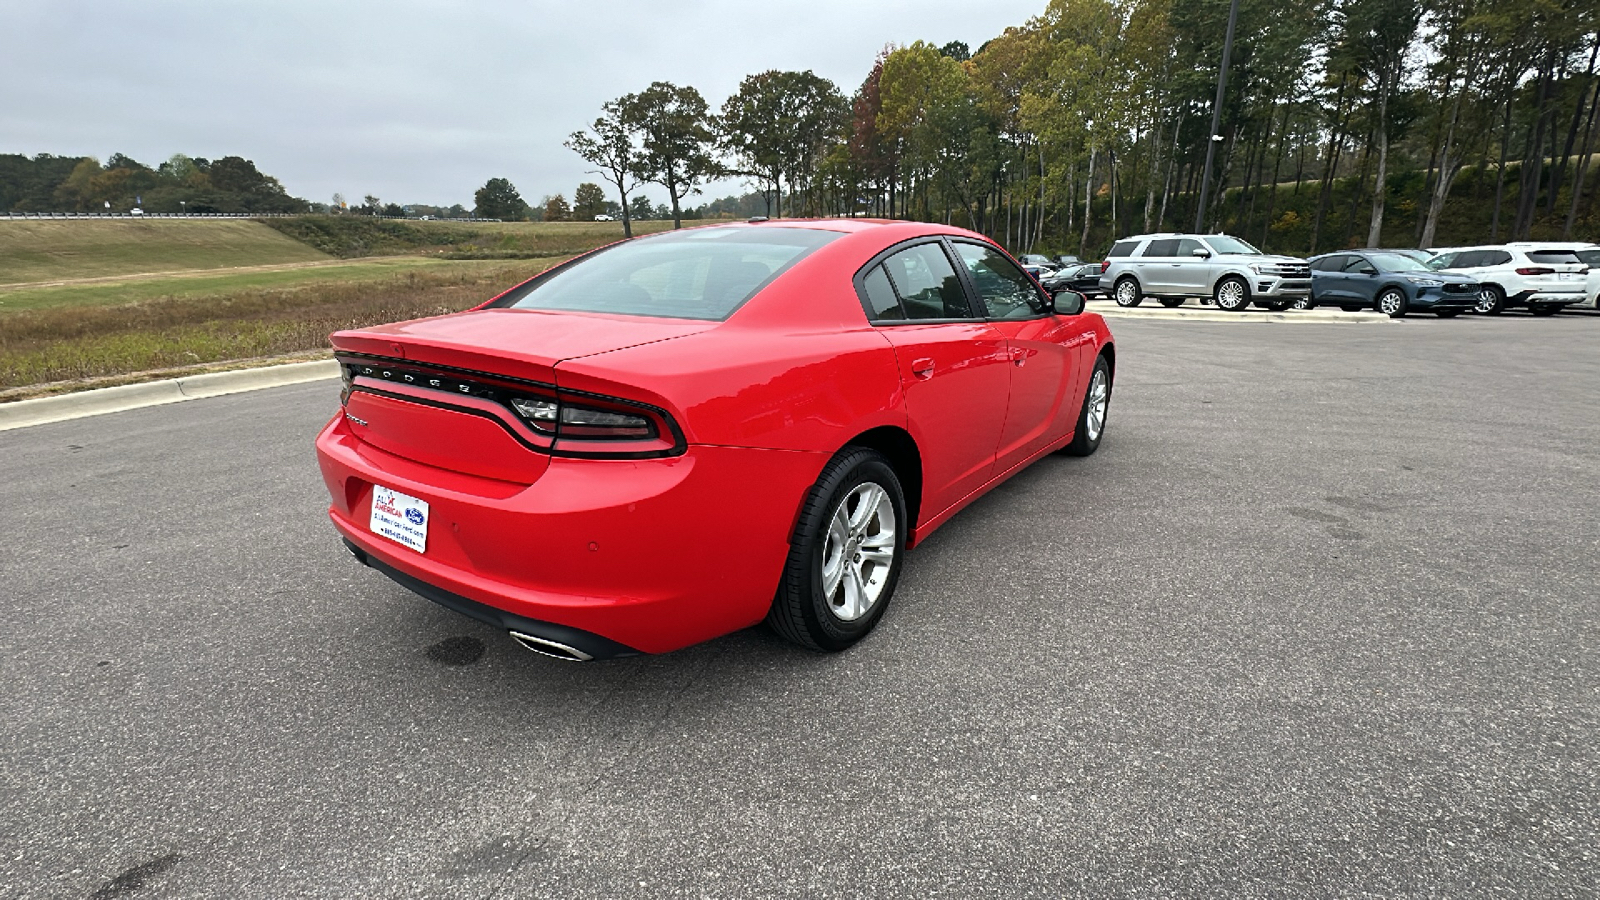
[1142, 238, 1179, 257]
[1481, 250, 1513, 266]
[881, 242, 973, 320]
[1573, 249, 1600, 266]
[1108, 240, 1140, 258]
[860, 266, 904, 320]
[491, 226, 840, 320]
[1527, 250, 1582, 264]
[951, 242, 1046, 319]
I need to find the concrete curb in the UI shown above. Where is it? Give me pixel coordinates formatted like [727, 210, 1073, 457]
[0, 359, 340, 432]
[1087, 301, 1394, 324]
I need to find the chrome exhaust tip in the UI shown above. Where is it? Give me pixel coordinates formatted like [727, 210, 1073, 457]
[508, 631, 593, 662]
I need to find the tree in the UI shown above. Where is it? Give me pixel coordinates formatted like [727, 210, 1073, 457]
[566, 98, 646, 237]
[630, 195, 656, 219]
[544, 193, 571, 221]
[628, 81, 721, 228]
[573, 182, 608, 219]
[721, 70, 849, 217]
[474, 177, 527, 220]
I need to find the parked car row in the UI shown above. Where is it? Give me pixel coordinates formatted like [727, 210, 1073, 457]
[1016, 233, 1600, 318]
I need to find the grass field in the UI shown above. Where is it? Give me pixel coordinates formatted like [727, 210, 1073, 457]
[0, 216, 695, 397]
[0, 219, 330, 285]
[0, 258, 559, 394]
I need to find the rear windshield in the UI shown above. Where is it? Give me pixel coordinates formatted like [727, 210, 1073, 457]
[1526, 250, 1582, 264]
[490, 226, 840, 320]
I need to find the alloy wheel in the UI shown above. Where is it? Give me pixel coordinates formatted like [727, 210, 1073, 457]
[1217, 279, 1247, 310]
[1116, 279, 1138, 306]
[1475, 289, 1499, 314]
[1378, 291, 1404, 316]
[1086, 368, 1109, 441]
[819, 482, 897, 622]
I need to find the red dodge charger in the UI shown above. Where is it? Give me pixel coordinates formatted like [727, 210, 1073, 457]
[315, 219, 1114, 660]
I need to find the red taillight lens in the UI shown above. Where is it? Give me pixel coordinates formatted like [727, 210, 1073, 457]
[510, 396, 656, 441]
[1099, 260, 1110, 273]
[1516, 267, 1554, 275]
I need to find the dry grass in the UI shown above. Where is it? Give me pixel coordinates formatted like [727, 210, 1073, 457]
[0, 219, 328, 284]
[0, 259, 556, 390]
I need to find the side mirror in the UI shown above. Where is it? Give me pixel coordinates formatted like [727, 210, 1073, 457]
[1051, 289, 1086, 315]
[1192, 248, 1211, 258]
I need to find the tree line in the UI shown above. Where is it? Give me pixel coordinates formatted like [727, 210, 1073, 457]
[0, 153, 307, 214]
[562, 0, 1600, 255]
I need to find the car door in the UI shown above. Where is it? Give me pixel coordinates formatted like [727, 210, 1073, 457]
[949, 239, 1086, 471]
[859, 241, 1011, 520]
[1342, 255, 1380, 306]
[1171, 238, 1212, 294]
[1313, 254, 1351, 303]
[1136, 238, 1181, 293]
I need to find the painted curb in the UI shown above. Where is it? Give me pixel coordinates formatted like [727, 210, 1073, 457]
[0, 359, 340, 432]
[1086, 301, 1394, 324]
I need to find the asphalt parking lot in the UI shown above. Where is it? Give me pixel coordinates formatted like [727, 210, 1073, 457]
[2, 313, 1597, 898]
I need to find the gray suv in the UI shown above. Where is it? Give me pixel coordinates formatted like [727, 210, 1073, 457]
[1098, 233, 1312, 311]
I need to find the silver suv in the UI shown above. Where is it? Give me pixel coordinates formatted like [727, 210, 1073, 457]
[1098, 233, 1312, 311]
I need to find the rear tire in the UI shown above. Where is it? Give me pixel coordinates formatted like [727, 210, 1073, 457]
[1214, 276, 1251, 311]
[767, 448, 906, 652]
[1340, 304, 1364, 313]
[1114, 277, 1143, 308]
[1529, 304, 1560, 316]
[1062, 355, 1111, 457]
[1158, 297, 1184, 308]
[1376, 288, 1409, 318]
[1260, 300, 1293, 312]
[1435, 309, 1462, 318]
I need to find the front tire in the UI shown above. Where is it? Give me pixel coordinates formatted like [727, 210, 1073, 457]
[1475, 285, 1506, 315]
[1376, 288, 1409, 318]
[768, 448, 906, 652]
[1292, 295, 1316, 310]
[1062, 355, 1111, 457]
[1214, 276, 1251, 311]
[1114, 277, 1143, 308]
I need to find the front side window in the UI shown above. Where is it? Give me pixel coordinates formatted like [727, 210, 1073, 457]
[1426, 252, 1458, 270]
[1343, 256, 1378, 275]
[1481, 250, 1513, 266]
[490, 226, 840, 321]
[1176, 238, 1207, 257]
[952, 242, 1046, 319]
[1202, 235, 1262, 255]
[1369, 253, 1430, 273]
[881, 242, 973, 320]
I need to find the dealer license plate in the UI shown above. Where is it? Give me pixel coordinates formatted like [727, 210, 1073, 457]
[370, 485, 429, 553]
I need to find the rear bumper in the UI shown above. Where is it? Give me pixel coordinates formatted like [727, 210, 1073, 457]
[316, 414, 826, 654]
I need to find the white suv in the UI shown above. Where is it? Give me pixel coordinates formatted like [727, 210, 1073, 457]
[1425, 244, 1588, 315]
[1097, 233, 1311, 311]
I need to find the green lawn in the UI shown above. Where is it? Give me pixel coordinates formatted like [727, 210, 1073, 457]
[0, 219, 330, 284]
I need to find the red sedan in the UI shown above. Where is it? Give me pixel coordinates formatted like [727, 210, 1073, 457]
[315, 220, 1114, 660]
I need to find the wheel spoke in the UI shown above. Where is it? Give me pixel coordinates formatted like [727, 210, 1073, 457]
[840, 563, 866, 619]
[847, 484, 882, 533]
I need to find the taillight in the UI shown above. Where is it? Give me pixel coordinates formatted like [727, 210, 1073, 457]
[1516, 267, 1554, 275]
[509, 396, 655, 440]
[1099, 260, 1110, 273]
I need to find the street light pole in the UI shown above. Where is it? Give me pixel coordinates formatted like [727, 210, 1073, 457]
[1194, 0, 1241, 233]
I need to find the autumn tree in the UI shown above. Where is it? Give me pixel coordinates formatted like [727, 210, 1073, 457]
[544, 193, 571, 221]
[721, 70, 849, 217]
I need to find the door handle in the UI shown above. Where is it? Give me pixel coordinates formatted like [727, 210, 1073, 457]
[1009, 347, 1028, 366]
[911, 358, 935, 379]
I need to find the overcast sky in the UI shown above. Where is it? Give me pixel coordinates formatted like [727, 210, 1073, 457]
[3, 0, 1046, 209]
